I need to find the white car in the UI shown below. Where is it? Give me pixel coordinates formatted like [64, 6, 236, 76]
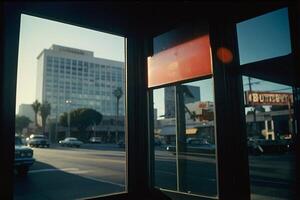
[59, 137, 83, 148]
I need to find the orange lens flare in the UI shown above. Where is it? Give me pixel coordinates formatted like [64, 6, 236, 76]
[216, 47, 233, 64]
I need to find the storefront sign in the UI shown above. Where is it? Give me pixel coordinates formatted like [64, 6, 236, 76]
[147, 34, 212, 88]
[245, 91, 293, 106]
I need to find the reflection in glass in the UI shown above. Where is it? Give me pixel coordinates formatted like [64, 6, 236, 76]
[153, 78, 217, 197]
[243, 76, 296, 200]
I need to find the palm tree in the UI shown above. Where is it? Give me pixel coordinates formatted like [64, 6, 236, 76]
[31, 100, 41, 128]
[39, 101, 51, 135]
[113, 87, 123, 144]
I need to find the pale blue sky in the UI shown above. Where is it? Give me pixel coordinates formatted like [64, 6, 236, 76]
[237, 7, 291, 65]
[16, 14, 125, 113]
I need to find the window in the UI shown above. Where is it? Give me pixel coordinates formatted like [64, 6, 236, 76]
[106, 72, 111, 81]
[148, 23, 218, 198]
[237, 7, 291, 65]
[242, 76, 296, 200]
[15, 14, 126, 199]
[152, 79, 217, 197]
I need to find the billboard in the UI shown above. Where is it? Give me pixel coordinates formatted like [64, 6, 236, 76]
[245, 91, 293, 106]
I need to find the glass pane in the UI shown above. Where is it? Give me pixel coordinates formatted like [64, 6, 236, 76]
[15, 14, 126, 199]
[153, 87, 177, 190]
[242, 76, 296, 199]
[237, 7, 291, 65]
[153, 78, 218, 197]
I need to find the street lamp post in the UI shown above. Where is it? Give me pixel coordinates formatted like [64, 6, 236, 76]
[113, 87, 123, 144]
[65, 100, 72, 137]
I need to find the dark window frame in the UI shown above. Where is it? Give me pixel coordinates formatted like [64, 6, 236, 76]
[2, 2, 298, 200]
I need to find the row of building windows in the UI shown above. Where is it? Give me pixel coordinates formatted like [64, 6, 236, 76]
[45, 86, 122, 96]
[46, 68, 123, 82]
[45, 82, 122, 90]
[46, 56, 123, 72]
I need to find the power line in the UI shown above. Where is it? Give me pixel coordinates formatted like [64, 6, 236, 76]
[267, 87, 292, 92]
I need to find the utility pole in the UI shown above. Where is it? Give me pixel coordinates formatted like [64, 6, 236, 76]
[65, 100, 72, 137]
[248, 77, 257, 135]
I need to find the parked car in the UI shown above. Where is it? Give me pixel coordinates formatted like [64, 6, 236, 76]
[154, 138, 162, 146]
[166, 138, 215, 155]
[89, 137, 102, 143]
[15, 136, 35, 176]
[27, 134, 50, 148]
[247, 137, 289, 155]
[59, 137, 83, 148]
[117, 139, 125, 148]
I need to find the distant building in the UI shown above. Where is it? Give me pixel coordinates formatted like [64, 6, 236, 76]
[164, 85, 201, 118]
[18, 104, 35, 121]
[36, 44, 125, 119]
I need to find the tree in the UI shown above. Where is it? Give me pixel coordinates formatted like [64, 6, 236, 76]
[31, 100, 41, 127]
[15, 115, 31, 134]
[113, 87, 123, 143]
[60, 108, 102, 141]
[39, 101, 51, 134]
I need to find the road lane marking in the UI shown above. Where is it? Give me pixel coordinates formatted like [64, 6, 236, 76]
[80, 176, 125, 187]
[29, 168, 78, 173]
[69, 170, 90, 174]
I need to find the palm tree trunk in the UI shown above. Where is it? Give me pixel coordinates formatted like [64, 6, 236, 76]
[115, 99, 119, 144]
[35, 114, 38, 127]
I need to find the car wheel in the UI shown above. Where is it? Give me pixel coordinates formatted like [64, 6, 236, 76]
[17, 166, 29, 176]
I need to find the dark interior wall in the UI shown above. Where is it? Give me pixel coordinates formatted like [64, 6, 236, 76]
[1, 1, 296, 200]
[4, 1, 289, 38]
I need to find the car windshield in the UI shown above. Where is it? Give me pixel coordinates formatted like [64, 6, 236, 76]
[33, 136, 45, 139]
[15, 137, 23, 145]
[67, 138, 77, 141]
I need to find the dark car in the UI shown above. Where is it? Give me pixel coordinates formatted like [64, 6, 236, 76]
[89, 137, 102, 143]
[166, 138, 215, 155]
[117, 140, 125, 148]
[247, 138, 290, 155]
[27, 134, 50, 148]
[59, 137, 83, 148]
[15, 136, 35, 176]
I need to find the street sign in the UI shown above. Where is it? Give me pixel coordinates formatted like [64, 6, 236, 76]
[245, 91, 293, 106]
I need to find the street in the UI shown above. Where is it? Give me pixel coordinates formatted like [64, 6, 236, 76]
[154, 149, 296, 199]
[14, 145, 296, 200]
[14, 144, 126, 200]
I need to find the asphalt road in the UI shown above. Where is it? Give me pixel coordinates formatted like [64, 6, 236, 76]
[154, 149, 296, 200]
[14, 145, 296, 200]
[14, 144, 126, 200]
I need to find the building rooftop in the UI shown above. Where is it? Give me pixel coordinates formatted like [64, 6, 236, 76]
[37, 44, 94, 59]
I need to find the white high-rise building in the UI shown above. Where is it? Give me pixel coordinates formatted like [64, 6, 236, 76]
[36, 44, 125, 119]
